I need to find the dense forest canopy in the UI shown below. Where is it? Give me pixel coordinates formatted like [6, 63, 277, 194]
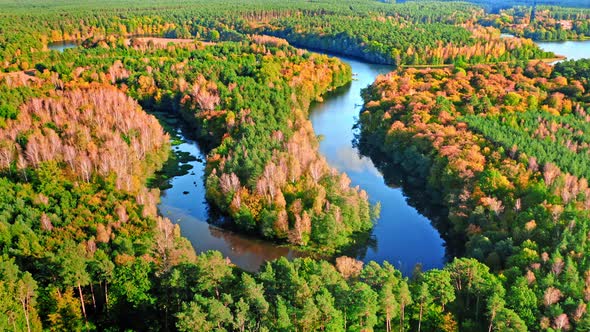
[478, 5, 590, 40]
[405, 0, 590, 12]
[358, 58, 590, 331]
[0, 0, 559, 70]
[0, 0, 589, 331]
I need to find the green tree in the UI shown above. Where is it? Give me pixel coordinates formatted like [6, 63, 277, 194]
[111, 259, 155, 309]
[240, 273, 269, 330]
[58, 242, 91, 320]
[196, 251, 234, 298]
[89, 249, 114, 308]
[506, 277, 537, 327]
[415, 282, 432, 332]
[347, 282, 379, 332]
[423, 270, 455, 311]
[398, 281, 413, 332]
[275, 296, 293, 331]
[176, 301, 213, 332]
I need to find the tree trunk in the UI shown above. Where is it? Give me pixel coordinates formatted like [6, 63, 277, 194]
[400, 303, 405, 332]
[488, 310, 496, 332]
[20, 298, 31, 332]
[476, 295, 480, 322]
[418, 302, 423, 332]
[386, 311, 391, 332]
[105, 281, 109, 307]
[164, 286, 169, 332]
[90, 283, 97, 311]
[344, 312, 347, 330]
[78, 283, 87, 320]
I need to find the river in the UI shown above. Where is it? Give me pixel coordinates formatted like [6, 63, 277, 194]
[309, 56, 446, 272]
[48, 37, 590, 275]
[499, 34, 590, 61]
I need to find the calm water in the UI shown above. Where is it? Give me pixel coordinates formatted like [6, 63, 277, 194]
[537, 40, 590, 61]
[47, 41, 80, 52]
[47, 38, 447, 273]
[156, 56, 446, 274]
[157, 126, 305, 272]
[310, 56, 446, 273]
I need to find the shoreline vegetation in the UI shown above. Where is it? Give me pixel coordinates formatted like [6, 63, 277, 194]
[400, 55, 568, 68]
[1, 0, 590, 331]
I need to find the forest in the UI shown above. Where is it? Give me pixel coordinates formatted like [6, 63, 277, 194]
[0, 0, 557, 70]
[0, 0, 590, 331]
[358, 59, 590, 331]
[480, 5, 590, 41]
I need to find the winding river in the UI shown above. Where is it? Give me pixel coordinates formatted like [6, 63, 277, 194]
[310, 56, 445, 272]
[48, 38, 590, 274]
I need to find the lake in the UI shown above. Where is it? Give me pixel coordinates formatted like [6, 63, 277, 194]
[536, 40, 590, 61]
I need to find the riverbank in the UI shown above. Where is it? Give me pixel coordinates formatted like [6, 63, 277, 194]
[400, 55, 567, 69]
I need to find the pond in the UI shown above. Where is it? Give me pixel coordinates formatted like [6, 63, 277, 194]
[47, 41, 80, 52]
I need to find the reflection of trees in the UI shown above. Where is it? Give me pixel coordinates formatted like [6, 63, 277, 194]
[356, 138, 460, 261]
[208, 225, 307, 260]
[337, 230, 376, 262]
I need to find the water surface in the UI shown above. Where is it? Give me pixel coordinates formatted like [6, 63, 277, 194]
[47, 41, 80, 52]
[537, 40, 590, 61]
[139, 55, 447, 274]
[152, 56, 447, 274]
[157, 124, 305, 272]
[45, 39, 448, 274]
[310, 56, 446, 273]
[40, 33, 590, 275]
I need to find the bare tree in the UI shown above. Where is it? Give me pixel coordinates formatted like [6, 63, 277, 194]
[335, 256, 363, 279]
